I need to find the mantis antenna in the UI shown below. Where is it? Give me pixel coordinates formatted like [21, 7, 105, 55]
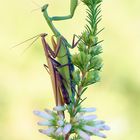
[31, 0, 41, 8]
[10, 34, 41, 49]
[31, 1, 42, 12]
[10, 34, 47, 55]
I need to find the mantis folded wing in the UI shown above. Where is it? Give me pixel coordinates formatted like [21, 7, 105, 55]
[41, 33, 80, 106]
[41, 33, 68, 106]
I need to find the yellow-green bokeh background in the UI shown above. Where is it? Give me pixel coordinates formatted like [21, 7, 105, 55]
[0, 0, 140, 140]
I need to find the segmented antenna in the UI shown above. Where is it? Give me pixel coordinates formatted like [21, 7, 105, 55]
[11, 34, 41, 49]
[10, 34, 42, 55]
[31, 1, 42, 12]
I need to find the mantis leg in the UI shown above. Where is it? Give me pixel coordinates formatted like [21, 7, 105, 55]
[71, 34, 81, 48]
[48, 56, 71, 104]
[42, 35, 76, 58]
[44, 63, 70, 93]
[43, 64, 50, 74]
[52, 58, 77, 94]
[64, 34, 82, 49]
[47, 56, 76, 94]
[41, 34, 65, 58]
[51, 0, 78, 21]
[48, 55, 72, 72]
[41, 34, 74, 68]
[42, 1, 78, 38]
[51, 35, 81, 57]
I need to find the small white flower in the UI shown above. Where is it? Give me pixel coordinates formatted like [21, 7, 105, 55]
[39, 127, 55, 136]
[33, 110, 54, 120]
[80, 115, 97, 121]
[94, 123, 110, 131]
[94, 120, 105, 125]
[82, 125, 99, 133]
[75, 113, 85, 119]
[95, 132, 107, 138]
[37, 121, 52, 126]
[53, 106, 66, 111]
[77, 129, 90, 140]
[63, 124, 72, 135]
[80, 107, 96, 112]
[58, 114, 64, 120]
[44, 108, 54, 114]
[57, 120, 64, 126]
[100, 124, 111, 131]
[55, 127, 63, 136]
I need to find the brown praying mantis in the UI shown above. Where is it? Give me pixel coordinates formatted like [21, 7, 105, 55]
[40, 33, 79, 107]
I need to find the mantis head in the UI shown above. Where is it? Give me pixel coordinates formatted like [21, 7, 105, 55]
[41, 4, 49, 12]
[40, 33, 48, 37]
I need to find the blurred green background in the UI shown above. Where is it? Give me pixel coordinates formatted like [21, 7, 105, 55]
[0, 0, 140, 140]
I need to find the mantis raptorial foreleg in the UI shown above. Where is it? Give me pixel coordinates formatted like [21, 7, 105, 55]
[40, 34, 81, 60]
[51, 0, 78, 21]
[51, 35, 81, 56]
[42, 1, 78, 37]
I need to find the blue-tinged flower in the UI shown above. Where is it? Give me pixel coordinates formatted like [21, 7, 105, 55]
[63, 124, 72, 135]
[95, 123, 111, 131]
[102, 125, 110, 130]
[37, 121, 53, 126]
[94, 132, 107, 138]
[55, 127, 63, 136]
[39, 127, 56, 136]
[80, 107, 96, 113]
[58, 114, 64, 120]
[34, 108, 68, 137]
[33, 110, 54, 120]
[73, 107, 110, 139]
[44, 109, 54, 114]
[53, 106, 66, 111]
[77, 129, 90, 140]
[79, 115, 97, 121]
[94, 120, 105, 125]
[57, 120, 64, 127]
[82, 125, 99, 133]
[82, 123, 110, 138]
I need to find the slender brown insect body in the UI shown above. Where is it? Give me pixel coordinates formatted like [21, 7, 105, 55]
[41, 33, 65, 106]
[41, 34, 80, 105]
[12, 33, 78, 106]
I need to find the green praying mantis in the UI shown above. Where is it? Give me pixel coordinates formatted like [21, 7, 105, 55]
[40, 0, 80, 107]
[12, 0, 80, 108]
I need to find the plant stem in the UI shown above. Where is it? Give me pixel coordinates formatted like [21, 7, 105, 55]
[65, 133, 70, 140]
[65, 71, 87, 139]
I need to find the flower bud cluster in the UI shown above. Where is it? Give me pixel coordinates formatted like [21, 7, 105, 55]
[72, 0, 103, 90]
[34, 106, 110, 139]
[72, 107, 110, 140]
[72, 31, 103, 88]
[33, 106, 71, 139]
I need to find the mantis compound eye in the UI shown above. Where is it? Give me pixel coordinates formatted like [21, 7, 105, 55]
[41, 4, 49, 12]
[40, 33, 48, 37]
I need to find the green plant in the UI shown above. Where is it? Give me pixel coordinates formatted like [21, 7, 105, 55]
[34, 1, 110, 140]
